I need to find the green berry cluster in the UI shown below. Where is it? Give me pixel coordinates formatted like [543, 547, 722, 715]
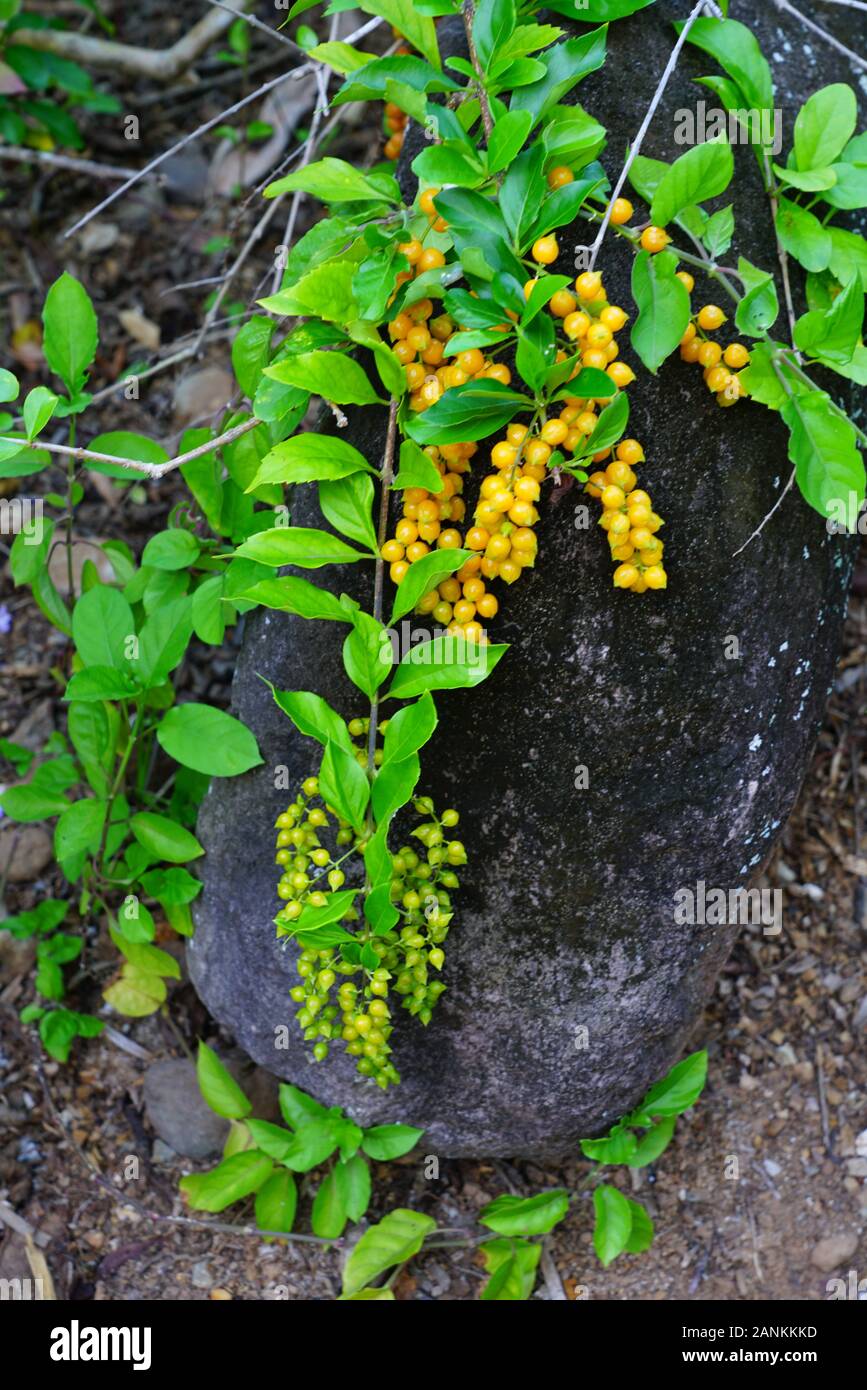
[272, 722, 466, 1089]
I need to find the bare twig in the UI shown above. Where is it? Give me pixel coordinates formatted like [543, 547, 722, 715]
[732, 470, 796, 556]
[0, 416, 260, 480]
[0, 146, 142, 182]
[773, 0, 867, 71]
[588, 0, 723, 271]
[63, 15, 384, 241]
[203, 0, 298, 52]
[191, 195, 287, 355]
[15, 0, 252, 82]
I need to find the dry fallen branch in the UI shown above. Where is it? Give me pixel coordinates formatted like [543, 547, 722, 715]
[0, 416, 261, 480]
[14, 0, 252, 83]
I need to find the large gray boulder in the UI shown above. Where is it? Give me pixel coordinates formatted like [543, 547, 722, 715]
[189, 3, 862, 1156]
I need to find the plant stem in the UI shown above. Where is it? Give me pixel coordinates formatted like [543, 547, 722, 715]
[367, 396, 399, 777]
[461, 1, 494, 142]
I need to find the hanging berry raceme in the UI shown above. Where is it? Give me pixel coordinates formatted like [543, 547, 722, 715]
[585, 438, 667, 592]
[679, 300, 751, 408]
[272, 726, 466, 1089]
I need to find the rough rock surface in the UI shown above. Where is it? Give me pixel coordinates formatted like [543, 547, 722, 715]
[143, 1059, 229, 1158]
[189, 3, 864, 1156]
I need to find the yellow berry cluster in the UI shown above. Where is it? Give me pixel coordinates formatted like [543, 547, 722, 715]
[677, 290, 751, 407]
[585, 438, 667, 591]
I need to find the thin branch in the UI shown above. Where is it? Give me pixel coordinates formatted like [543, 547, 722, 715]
[588, 0, 723, 271]
[191, 194, 287, 356]
[731, 468, 795, 556]
[773, 0, 867, 71]
[0, 416, 260, 480]
[63, 14, 384, 241]
[15, 0, 252, 82]
[761, 151, 801, 358]
[203, 0, 298, 51]
[0, 146, 142, 182]
[461, 1, 494, 141]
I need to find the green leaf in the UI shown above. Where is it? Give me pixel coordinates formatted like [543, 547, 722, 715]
[319, 473, 378, 553]
[130, 811, 204, 864]
[388, 636, 508, 699]
[627, 1116, 677, 1168]
[197, 1041, 252, 1119]
[54, 797, 106, 864]
[0, 368, 19, 403]
[335, 1153, 371, 1223]
[479, 1237, 541, 1300]
[140, 865, 202, 906]
[547, 0, 651, 16]
[580, 391, 628, 457]
[679, 16, 773, 113]
[0, 783, 70, 823]
[703, 204, 734, 259]
[635, 1049, 708, 1119]
[23, 386, 58, 440]
[828, 228, 867, 291]
[782, 391, 865, 525]
[371, 753, 420, 825]
[65, 666, 139, 702]
[624, 1197, 654, 1253]
[180, 1152, 273, 1213]
[342, 1208, 436, 1296]
[265, 156, 397, 204]
[794, 83, 857, 174]
[141, 529, 200, 572]
[231, 315, 275, 399]
[650, 136, 733, 228]
[381, 692, 437, 766]
[734, 257, 779, 338]
[343, 610, 392, 700]
[157, 703, 263, 777]
[269, 687, 352, 751]
[103, 966, 167, 1016]
[265, 351, 382, 406]
[772, 164, 836, 194]
[510, 27, 608, 126]
[42, 271, 98, 395]
[319, 739, 369, 834]
[389, 548, 471, 624]
[630, 249, 691, 373]
[234, 527, 371, 568]
[580, 1125, 639, 1164]
[794, 273, 864, 365]
[775, 197, 831, 274]
[247, 433, 372, 490]
[738, 341, 790, 410]
[392, 439, 444, 493]
[312, 1169, 349, 1239]
[361, 1124, 424, 1161]
[404, 380, 531, 445]
[260, 258, 361, 326]
[592, 1184, 633, 1266]
[238, 576, 356, 623]
[135, 596, 193, 688]
[255, 1169, 298, 1234]
[480, 1189, 569, 1236]
[292, 890, 359, 943]
[72, 585, 135, 670]
[487, 108, 534, 173]
[353, 0, 440, 70]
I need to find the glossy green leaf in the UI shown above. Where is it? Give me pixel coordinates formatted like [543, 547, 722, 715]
[197, 1041, 252, 1119]
[157, 703, 263, 777]
[130, 811, 204, 863]
[388, 636, 508, 699]
[389, 548, 471, 624]
[180, 1152, 273, 1213]
[42, 271, 98, 395]
[342, 1208, 436, 1296]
